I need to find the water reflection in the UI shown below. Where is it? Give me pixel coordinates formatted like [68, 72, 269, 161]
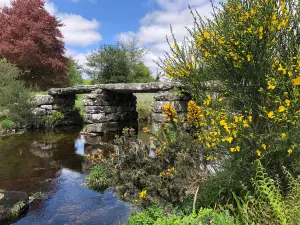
[0, 129, 131, 225]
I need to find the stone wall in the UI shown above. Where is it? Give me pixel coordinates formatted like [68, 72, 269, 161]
[31, 94, 82, 126]
[152, 92, 191, 130]
[81, 89, 138, 135]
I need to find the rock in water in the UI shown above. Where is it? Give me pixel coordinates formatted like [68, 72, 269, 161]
[0, 191, 29, 223]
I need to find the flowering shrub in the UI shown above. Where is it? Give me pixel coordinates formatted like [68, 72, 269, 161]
[159, 0, 300, 185]
[86, 114, 209, 207]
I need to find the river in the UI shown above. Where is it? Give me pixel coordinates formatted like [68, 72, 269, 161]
[0, 127, 149, 225]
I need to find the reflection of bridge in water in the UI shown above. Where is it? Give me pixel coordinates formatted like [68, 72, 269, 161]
[32, 83, 191, 135]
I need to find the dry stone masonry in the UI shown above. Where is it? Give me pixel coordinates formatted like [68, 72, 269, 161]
[31, 83, 186, 135]
[32, 94, 82, 126]
[152, 92, 191, 130]
[82, 90, 138, 135]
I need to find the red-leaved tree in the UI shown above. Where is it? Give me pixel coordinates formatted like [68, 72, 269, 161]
[0, 0, 68, 89]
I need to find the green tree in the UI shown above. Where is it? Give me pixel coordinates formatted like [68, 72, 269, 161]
[68, 59, 83, 86]
[86, 40, 154, 83]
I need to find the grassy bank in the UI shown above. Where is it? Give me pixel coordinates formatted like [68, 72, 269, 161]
[135, 93, 155, 122]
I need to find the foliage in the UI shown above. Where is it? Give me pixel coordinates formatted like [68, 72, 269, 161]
[86, 39, 154, 83]
[126, 205, 235, 225]
[75, 94, 84, 116]
[83, 79, 92, 85]
[85, 164, 111, 192]
[231, 160, 300, 225]
[87, 113, 208, 207]
[0, 59, 35, 128]
[136, 93, 155, 122]
[128, 63, 155, 83]
[0, 0, 68, 89]
[0, 119, 16, 129]
[41, 111, 64, 128]
[159, 0, 300, 198]
[68, 59, 83, 86]
[126, 160, 300, 225]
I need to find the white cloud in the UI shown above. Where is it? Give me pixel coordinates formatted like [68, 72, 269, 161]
[58, 13, 102, 47]
[45, 1, 57, 15]
[117, 0, 214, 74]
[0, 0, 10, 7]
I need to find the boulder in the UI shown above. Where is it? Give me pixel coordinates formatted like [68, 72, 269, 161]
[32, 108, 47, 116]
[0, 191, 29, 223]
[31, 95, 54, 106]
[40, 105, 53, 110]
[84, 113, 106, 124]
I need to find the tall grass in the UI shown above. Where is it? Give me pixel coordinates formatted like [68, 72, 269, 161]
[135, 93, 155, 122]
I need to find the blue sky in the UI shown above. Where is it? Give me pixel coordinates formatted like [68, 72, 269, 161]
[0, 0, 213, 75]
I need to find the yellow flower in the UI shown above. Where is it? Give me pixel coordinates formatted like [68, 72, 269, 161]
[261, 144, 267, 150]
[143, 127, 150, 133]
[203, 30, 210, 39]
[247, 55, 251, 62]
[222, 137, 233, 143]
[267, 81, 276, 90]
[234, 116, 239, 123]
[281, 133, 287, 139]
[243, 121, 249, 128]
[256, 150, 262, 157]
[285, 99, 291, 106]
[248, 115, 253, 122]
[268, 111, 275, 119]
[236, 146, 240, 152]
[122, 193, 127, 198]
[288, 149, 293, 154]
[139, 190, 147, 199]
[173, 118, 178, 123]
[292, 77, 300, 86]
[219, 120, 227, 126]
[278, 106, 286, 113]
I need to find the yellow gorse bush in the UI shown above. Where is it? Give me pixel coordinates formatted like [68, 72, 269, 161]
[159, 0, 300, 161]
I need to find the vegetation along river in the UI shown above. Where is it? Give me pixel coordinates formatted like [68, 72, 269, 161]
[0, 128, 143, 225]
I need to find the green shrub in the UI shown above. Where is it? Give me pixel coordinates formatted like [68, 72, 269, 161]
[125, 205, 164, 225]
[0, 119, 16, 129]
[41, 111, 64, 128]
[231, 160, 300, 225]
[126, 160, 300, 225]
[158, 0, 300, 204]
[85, 164, 111, 191]
[126, 205, 235, 225]
[0, 59, 35, 128]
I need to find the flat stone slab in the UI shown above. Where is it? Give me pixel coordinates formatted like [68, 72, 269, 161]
[47, 83, 176, 95]
[95, 82, 174, 93]
[48, 85, 96, 96]
[0, 191, 29, 223]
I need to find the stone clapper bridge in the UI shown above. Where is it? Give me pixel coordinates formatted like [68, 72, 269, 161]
[32, 82, 191, 135]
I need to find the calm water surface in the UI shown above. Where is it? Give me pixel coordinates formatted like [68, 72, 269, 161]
[0, 129, 132, 225]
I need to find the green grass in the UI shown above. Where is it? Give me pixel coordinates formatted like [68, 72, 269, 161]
[75, 94, 84, 116]
[136, 93, 155, 122]
[31, 91, 48, 95]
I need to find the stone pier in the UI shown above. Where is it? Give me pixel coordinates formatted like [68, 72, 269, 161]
[152, 92, 191, 130]
[81, 90, 138, 135]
